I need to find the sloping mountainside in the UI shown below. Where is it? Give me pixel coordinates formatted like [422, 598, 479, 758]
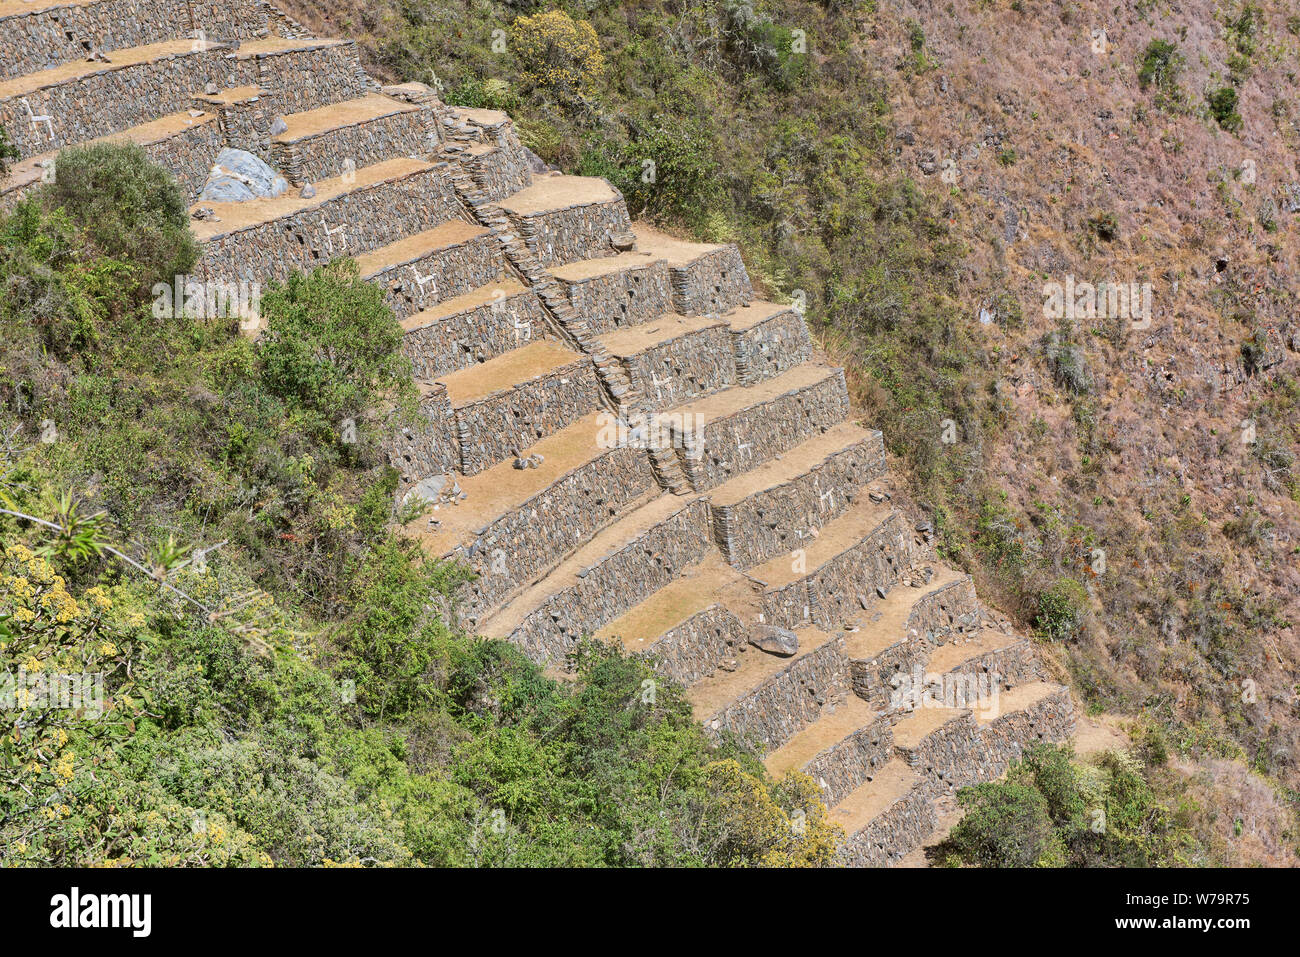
[270, 0, 1300, 861]
[0, 0, 1295, 869]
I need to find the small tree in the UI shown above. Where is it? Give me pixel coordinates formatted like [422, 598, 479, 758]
[512, 10, 606, 100]
[39, 142, 199, 291]
[257, 259, 411, 427]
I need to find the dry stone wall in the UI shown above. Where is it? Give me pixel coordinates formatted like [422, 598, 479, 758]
[978, 687, 1076, 773]
[732, 308, 815, 385]
[0, 0, 267, 80]
[560, 259, 672, 333]
[675, 370, 851, 491]
[402, 289, 552, 380]
[452, 446, 659, 628]
[233, 40, 371, 115]
[511, 197, 632, 268]
[512, 497, 714, 665]
[835, 781, 935, 867]
[0, 46, 229, 157]
[668, 245, 753, 316]
[803, 714, 894, 807]
[271, 106, 440, 185]
[703, 635, 848, 755]
[367, 231, 505, 320]
[710, 430, 886, 569]
[462, 144, 532, 203]
[452, 358, 602, 475]
[641, 603, 748, 687]
[198, 164, 464, 282]
[384, 386, 459, 489]
[619, 323, 737, 408]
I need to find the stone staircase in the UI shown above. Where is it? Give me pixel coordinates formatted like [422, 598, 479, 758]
[0, 0, 1075, 866]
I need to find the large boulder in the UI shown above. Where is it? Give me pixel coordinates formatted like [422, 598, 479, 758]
[200, 149, 288, 202]
[749, 625, 799, 657]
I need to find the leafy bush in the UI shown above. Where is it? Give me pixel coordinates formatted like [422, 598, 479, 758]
[577, 119, 722, 226]
[939, 776, 1059, 866]
[0, 127, 17, 177]
[1207, 86, 1243, 132]
[1042, 328, 1093, 395]
[512, 10, 606, 99]
[37, 142, 199, 292]
[1036, 577, 1088, 641]
[1137, 39, 1183, 104]
[257, 259, 413, 427]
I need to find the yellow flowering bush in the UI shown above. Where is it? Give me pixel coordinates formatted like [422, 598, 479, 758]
[512, 10, 606, 99]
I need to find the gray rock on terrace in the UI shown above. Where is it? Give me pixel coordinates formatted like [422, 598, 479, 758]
[200, 149, 289, 203]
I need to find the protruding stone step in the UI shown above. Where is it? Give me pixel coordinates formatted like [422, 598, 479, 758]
[195, 157, 464, 282]
[594, 551, 762, 687]
[0, 37, 227, 157]
[844, 569, 979, 711]
[764, 695, 891, 807]
[499, 174, 632, 267]
[480, 492, 715, 665]
[400, 280, 552, 380]
[728, 301, 815, 385]
[269, 92, 438, 184]
[832, 759, 936, 867]
[632, 224, 754, 316]
[435, 339, 602, 476]
[404, 412, 659, 629]
[550, 252, 673, 332]
[706, 422, 886, 569]
[689, 625, 848, 756]
[0, 107, 222, 210]
[597, 313, 737, 409]
[745, 501, 914, 632]
[662, 363, 851, 492]
[356, 220, 504, 319]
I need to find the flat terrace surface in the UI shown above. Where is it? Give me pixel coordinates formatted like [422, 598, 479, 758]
[479, 490, 687, 639]
[687, 625, 835, 720]
[404, 411, 609, 557]
[400, 279, 528, 331]
[275, 93, 417, 142]
[191, 156, 431, 238]
[594, 552, 760, 651]
[764, 694, 878, 778]
[832, 758, 921, 831]
[842, 567, 967, 661]
[925, 629, 1019, 673]
[597, 313, 721, 358]
[225, 37, 348, 59]
[0, 38, 218, 98]
[728, 300, 795, 332]
[1, 0, 100, 16]
[707, 421, 874, 507]
[891, 705, 968, 749]
[665, 362, 836, 422]
[498, 174, 617, 215]
[2, 108, 217, 192]
[550, 250, 662, 282]
[436, 339, 585, 406]
[976, 681, 1061, 725]
[632, 223, 725, 265]
[745, 499, 893, 589]
[355, 220, 486, 276]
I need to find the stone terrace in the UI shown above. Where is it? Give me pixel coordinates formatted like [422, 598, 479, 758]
[0, 0, 1074, 866]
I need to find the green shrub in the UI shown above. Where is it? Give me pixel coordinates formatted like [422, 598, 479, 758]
[577, 119, 722, 226]
[1036, 577, 1088, 641]
[257, 259, 412, 426]
[0, 127, 17, 177]
[1137, 39, 1183, 103]
[1207, 86, 1243, 132]
[939, 774, 1059, 866]
[37, 141, 199, 292]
